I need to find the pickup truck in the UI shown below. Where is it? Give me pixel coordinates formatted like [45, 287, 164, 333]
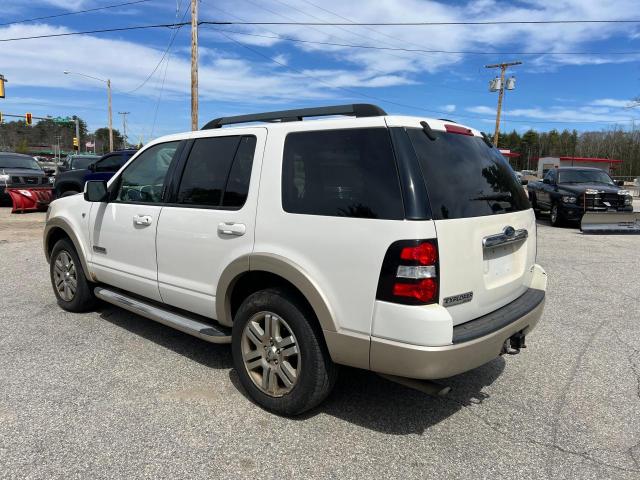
[527, 167, 633, 226]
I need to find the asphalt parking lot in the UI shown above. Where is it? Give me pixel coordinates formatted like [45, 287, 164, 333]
[1, 207, 639, 479]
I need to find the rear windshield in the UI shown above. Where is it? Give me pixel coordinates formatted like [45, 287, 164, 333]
[407, 128, 530, 220]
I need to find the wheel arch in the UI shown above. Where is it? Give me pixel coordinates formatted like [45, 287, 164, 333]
[216, 253, 337, 333]
[43, 218, 93, 281]
[217, 253, 370, 370]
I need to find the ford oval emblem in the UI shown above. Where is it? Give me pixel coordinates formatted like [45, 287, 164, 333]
[503, 226, 515, 237]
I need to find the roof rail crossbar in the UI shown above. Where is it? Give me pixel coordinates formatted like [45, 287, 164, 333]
[202, 103, 387, 129]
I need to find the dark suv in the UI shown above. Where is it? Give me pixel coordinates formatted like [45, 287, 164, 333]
[54, 150, 137, 198]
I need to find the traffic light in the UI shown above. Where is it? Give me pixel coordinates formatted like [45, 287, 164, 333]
[73, 137, 79, 150]
[0, 112, 3, 124]
[0, 74, 6, 98]
[25, 112, 33, 126]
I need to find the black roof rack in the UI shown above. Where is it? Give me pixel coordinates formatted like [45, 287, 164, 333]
[202, 103, 387, 129]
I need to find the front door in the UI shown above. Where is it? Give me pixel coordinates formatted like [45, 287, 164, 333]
[88, 141, 181, 301]
[156, 129, 265, 318]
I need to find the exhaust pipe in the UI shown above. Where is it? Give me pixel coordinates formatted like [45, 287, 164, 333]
[501, 331, 527, 355]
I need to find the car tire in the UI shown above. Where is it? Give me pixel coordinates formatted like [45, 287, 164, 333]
[50, 238, 96, 312]
[231, 288, 337, 416]
[550, 204, 564, 227]
[61, 190, 80, 198]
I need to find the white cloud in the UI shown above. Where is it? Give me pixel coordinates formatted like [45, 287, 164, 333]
[441, 104, 456, 113]
[467, 103, 640, 124]
[272, 53, 289, 66]
[206, 0, 640, 76]
[0, 24, 410, 105]
[590, 98, 634, 108]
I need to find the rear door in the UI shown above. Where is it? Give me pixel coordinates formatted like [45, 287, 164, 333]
[155, 129, 265, 318]
[403, 124, 536, 325]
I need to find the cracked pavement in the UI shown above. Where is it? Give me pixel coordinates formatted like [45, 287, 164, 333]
[0, 208, 639, 479]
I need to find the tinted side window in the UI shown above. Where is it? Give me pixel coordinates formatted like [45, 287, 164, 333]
[406, 128, 530, 220]
[95, 154, 122, 172]
[282, 128, 404, 219]
[177, 135, 256, 208]
[223, 136, 256, 207]
[115, 142, 179, 204]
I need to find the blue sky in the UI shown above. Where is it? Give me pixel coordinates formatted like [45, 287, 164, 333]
[1, 0, 640, 143]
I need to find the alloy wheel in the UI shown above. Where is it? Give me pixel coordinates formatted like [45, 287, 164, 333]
[241, 311, 300, 397]
[53, 251, 77, 302]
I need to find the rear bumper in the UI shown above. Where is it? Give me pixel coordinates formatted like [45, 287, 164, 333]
[369, 286, 546, 380]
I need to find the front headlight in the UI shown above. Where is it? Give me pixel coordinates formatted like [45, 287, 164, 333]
[618, 190, 630, 196]
[0, 174, 9, 182]
[562, 195, 577, 204]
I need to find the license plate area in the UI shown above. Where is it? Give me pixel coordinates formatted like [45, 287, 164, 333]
[483, 243, 525, 288]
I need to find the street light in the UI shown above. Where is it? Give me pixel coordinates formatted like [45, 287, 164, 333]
[63, 71, 113, 152]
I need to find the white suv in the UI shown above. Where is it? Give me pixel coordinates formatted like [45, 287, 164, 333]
[44, 104, 547, 415]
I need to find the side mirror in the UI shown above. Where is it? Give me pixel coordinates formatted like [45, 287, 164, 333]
[84, 180, 108, 202]
[521, 179, 528, 186]
[88, 162, 97, 172]
[543, 178, 550, 184]
[616, 180, 624, 186]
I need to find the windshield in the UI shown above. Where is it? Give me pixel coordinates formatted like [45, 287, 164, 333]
[70, 156, 98, 170]
[406, 128, 530, 220]
[558, 169, 614, 185]
[0, 154, 42, 170]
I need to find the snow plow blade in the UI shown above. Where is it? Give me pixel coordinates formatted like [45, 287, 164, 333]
[7, 188, 53, 214]
[580, 211, 640, 234]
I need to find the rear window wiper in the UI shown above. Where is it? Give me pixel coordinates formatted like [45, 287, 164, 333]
[470, 192, 513, 202]
[480, 132, 494, 148]
[420, 121, 437, 141]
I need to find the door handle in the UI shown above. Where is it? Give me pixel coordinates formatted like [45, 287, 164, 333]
[133, 215, 153, 226]
[217, 222, 246, 236]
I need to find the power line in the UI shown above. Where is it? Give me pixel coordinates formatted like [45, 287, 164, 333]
[150, 1, 188, 136]
[126, 1, 190, 94]
[206, 19, 640, 26]
[215, 31, 640, 125]
[5, 18, 640, 46]
[0, 0, 153, 27]
[0, 22, 190, 42]
[206, 27, 640, 56]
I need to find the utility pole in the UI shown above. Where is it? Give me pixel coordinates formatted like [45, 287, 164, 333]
[191, 0, 199, 130]
[55, 136, 62, 160]
[107, 79, 114, 152]
[485, 61, 521, 145]
[74, 117, 80, 152]
[118, 111, 130, 149]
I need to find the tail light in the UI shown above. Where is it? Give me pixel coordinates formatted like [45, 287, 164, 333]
[376, 239, 439, 305]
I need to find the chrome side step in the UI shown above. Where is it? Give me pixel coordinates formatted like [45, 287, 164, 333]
[94, 287, 231, 344]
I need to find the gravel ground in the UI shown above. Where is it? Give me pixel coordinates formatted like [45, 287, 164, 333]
[0, 207, 639, 479]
